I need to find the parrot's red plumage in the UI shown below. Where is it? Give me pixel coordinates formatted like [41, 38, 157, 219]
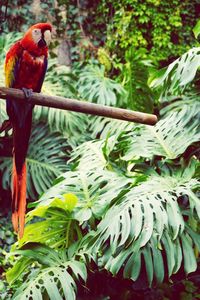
[4, 23, 52, 238]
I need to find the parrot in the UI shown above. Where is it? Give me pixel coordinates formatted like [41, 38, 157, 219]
[4, 23, 52, 238]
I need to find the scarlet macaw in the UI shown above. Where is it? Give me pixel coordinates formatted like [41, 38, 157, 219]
[4, 23, 52, 238]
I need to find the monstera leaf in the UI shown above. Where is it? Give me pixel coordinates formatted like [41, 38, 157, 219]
[17, 193, 80, 249]
[34, 106, 89, 148]
[42, 58, 77, 99]
[122, 106, 200, 160]
[100, 229, 200, 285]
[69, 139, 108, 172]
[34, 106, 89, 149]
[37, 169, 132, 222]
[160, 94, 200, 116]
[88, 115, 135, 140]
[83, 168, 200, 284]
[149, 47, 200, 99]
[35, 137, 131, 222]
[78, 65, 126, 106]
[7, 243, 87, 300]
[90, 171, 199, 249]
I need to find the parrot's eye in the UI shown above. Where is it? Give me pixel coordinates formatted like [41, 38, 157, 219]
[33, 29, 41, 35]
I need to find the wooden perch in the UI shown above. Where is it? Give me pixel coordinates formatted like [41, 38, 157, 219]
[0, 87, 157, 125]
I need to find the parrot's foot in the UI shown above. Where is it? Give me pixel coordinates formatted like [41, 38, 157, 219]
[0, 119, 12, 133]
[22, 88, 33, 100]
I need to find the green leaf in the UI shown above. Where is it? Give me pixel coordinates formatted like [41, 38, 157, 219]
[123, 251, 141, 281]
[11, 243, 63, 266]
[150, 47, 200, 98]
[19, 206, 80, 249]
[120, 48, 154, 112]
[42, 58, 78, 99]
[78, 65, 126, 106]
[193, 20, 200, 39]
[63, 193, 78, 211]
[181, 233, 197, 275]
[70, 140, 108, 173]
[37, 169, 132, 222]
[12, 262, 83, 300]
[87, 168, 198, 258]
[123, 107, 200, 160]
[173, 238, 182, 274]
[6, 257, 33, 285]
[35, 106, 89, 148]
[151, 236, 164, 283]
[162, 232, 175, 277]
[142, 245, 153, 286]
[8, 244, 87, 300]
[186, 225, 200, 251]
[104, 249, 131, 275]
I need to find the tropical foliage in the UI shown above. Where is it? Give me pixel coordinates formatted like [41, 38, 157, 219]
[0, 2, 200, 300]
[92, 0, 200, 64]
[0, 39, 199, 299]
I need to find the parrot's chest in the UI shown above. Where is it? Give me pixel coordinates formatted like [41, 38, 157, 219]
[14, 50, 46, 91]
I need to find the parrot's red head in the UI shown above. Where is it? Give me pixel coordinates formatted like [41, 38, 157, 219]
[21, 23, 52, 56]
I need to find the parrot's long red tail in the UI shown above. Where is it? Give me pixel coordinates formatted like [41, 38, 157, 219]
[12, 157, 27, 238]
[11, 112, 32, 238]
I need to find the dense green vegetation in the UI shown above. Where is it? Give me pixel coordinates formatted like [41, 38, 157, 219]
[0, 1, 200, 299]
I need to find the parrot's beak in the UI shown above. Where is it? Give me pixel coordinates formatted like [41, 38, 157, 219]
[44, 30, 51, 46]
[37, 29, 51, 48]
[38, 37, 46, 48]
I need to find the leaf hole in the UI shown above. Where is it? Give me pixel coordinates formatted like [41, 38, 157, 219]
[38, 279, 44, 284]
[48, 271, 54, 276]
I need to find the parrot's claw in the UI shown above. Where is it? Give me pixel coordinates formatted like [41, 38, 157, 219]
[22, 88, 33, 100]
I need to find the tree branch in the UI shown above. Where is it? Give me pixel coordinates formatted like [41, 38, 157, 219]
[0, 87, 157, 125]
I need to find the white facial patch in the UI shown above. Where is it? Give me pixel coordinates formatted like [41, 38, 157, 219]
[32, 28, 42, 43]
[44, 30, 51, 45]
